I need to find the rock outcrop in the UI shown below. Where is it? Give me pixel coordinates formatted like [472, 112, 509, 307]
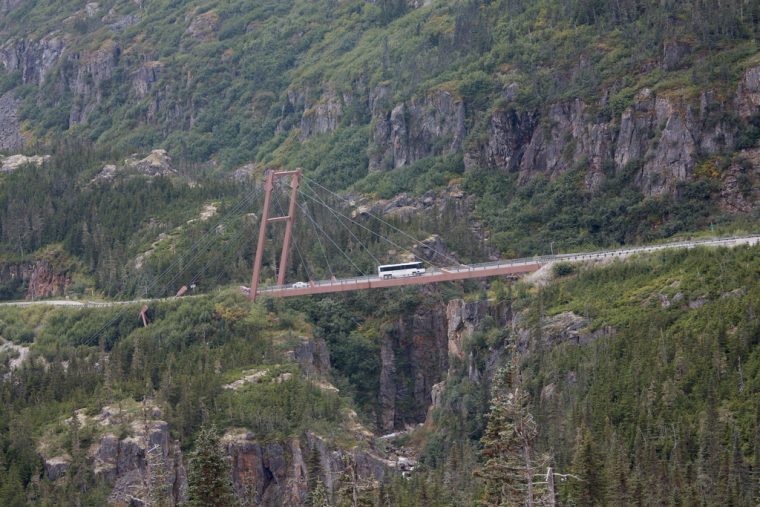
[720, 147, 760, 213]
[299, 88, 348, 140]
[0, 259, 72, 299]
[369, 88, 465, 171]
[132, 61, 163, 98]
[0, 154, 49, 172]
[446, 299, 510, 361]
[40, 404, 187, 506]
[379, 305, 448, 432]
[0, 34, 68, 85]
[464, 66, 760, 197]
[92, 149, 176, 182]
[184, 10, 220, 41]
[224, 430, 393, 507]
[289, 337, 331, 377]
[66, 40, 121, 125]
[464, 107, 537, 173]
[0, 92, 25, 151]
[736, 64, 760, 118]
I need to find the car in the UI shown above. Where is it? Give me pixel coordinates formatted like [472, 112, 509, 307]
[291, 281, 309, 289]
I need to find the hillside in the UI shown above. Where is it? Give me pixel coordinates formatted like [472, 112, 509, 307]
[2, 0, 760, 505]
[2, 244, 760, 504]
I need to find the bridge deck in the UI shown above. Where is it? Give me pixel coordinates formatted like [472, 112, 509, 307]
[255, 235, 760, 299]
[258, 261, 541, 298]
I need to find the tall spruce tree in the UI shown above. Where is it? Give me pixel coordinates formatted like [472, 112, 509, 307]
[187, 425, 238, 507]
[571, 423, 604, 506]
[475, 356, 549, 506]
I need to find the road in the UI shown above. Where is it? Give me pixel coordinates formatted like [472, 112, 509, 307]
[256, 234, 760, 298]
[2, 234, 759, 306]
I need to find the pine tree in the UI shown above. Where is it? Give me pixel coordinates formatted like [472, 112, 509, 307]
[310, 477, 330, 507]
[604, 432, 630, 505]
[475, 359, 548, 506]
[0, 464, 26, 506]
[571, 423, 604, 506]
[753, 410, 760, 506]
[187, 425, 238, 507]
[307, 447, 329, 507]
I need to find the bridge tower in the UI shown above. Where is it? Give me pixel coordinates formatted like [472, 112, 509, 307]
[250, 168, 301, 301]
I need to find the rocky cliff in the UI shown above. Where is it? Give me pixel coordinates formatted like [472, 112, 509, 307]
[369, 87, 466, 171]
[378, 304, 448, 432]
[0, 259, 72, 300]
[40, 404, 188, 507]
[465, 65, 760, 196]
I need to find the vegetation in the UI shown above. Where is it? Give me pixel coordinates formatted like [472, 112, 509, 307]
[1, 0, 760, 505]
[187, 425, 238, 507]
[416, 244, 760, 505]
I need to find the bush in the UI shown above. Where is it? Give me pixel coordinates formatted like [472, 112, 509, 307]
[552, 262, 575, 277]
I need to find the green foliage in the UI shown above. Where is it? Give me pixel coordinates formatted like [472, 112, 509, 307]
[463, 165, 724, 258]
[551, 262, 574, 277]
[187, 425, 238, 507]
[353, 154, 464, 199]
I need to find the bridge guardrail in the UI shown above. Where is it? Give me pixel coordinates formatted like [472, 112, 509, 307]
[257, 235, 760, 293]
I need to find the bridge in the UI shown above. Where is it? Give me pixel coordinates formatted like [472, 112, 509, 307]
[253, 235, 760, 299]
[245, 168, 760, 301]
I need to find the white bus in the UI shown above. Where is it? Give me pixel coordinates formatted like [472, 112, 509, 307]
[377, 262, 425, 279]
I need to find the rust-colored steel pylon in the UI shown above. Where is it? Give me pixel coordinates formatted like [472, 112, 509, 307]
[249, 168, 301, 301]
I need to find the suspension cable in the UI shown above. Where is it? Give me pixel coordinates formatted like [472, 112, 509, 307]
[298, 183, 443, 270]
[302, 175, 460, 265]
[294, 198, 365, 277]
[301, 181, 381, 266]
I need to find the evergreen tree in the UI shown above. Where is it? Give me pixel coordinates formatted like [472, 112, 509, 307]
[571, 423, 604, 506]
[310, 477, 330, 507]
[604, 432, 630, 505]
[0, 464, 26, 506]
[753, 411, 760, 506]
[187, 425, 238, 507]
[475, 358, 548, 506]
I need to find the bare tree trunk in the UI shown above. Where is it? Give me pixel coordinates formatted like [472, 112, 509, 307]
[546, 468, 557, 507]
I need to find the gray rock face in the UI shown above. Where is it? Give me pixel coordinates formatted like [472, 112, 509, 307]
[43, 455, 71, 481]
[719, 147, 760, 213]
[518, 99, 614, 188]
[379, 306, 448, 432]
[0, 92, 24, 151]
[736, 64, 760, 118]
[467, 79, 749, 196]
[66, 40, 120, 125]
[99, 419, 187, 506]
[225, 430, 392, 506]
[636, 97, 697, 195]
[291, 338, 331, 377]
[299, 88, 347, 140]
[184, 10, 220, 41]
[0, 34, 67, 85]
[446, 299, 509, 361]
[369, 89, 465, 171]
[132, 61, 162, 99]
[464, 108, 537, 173]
